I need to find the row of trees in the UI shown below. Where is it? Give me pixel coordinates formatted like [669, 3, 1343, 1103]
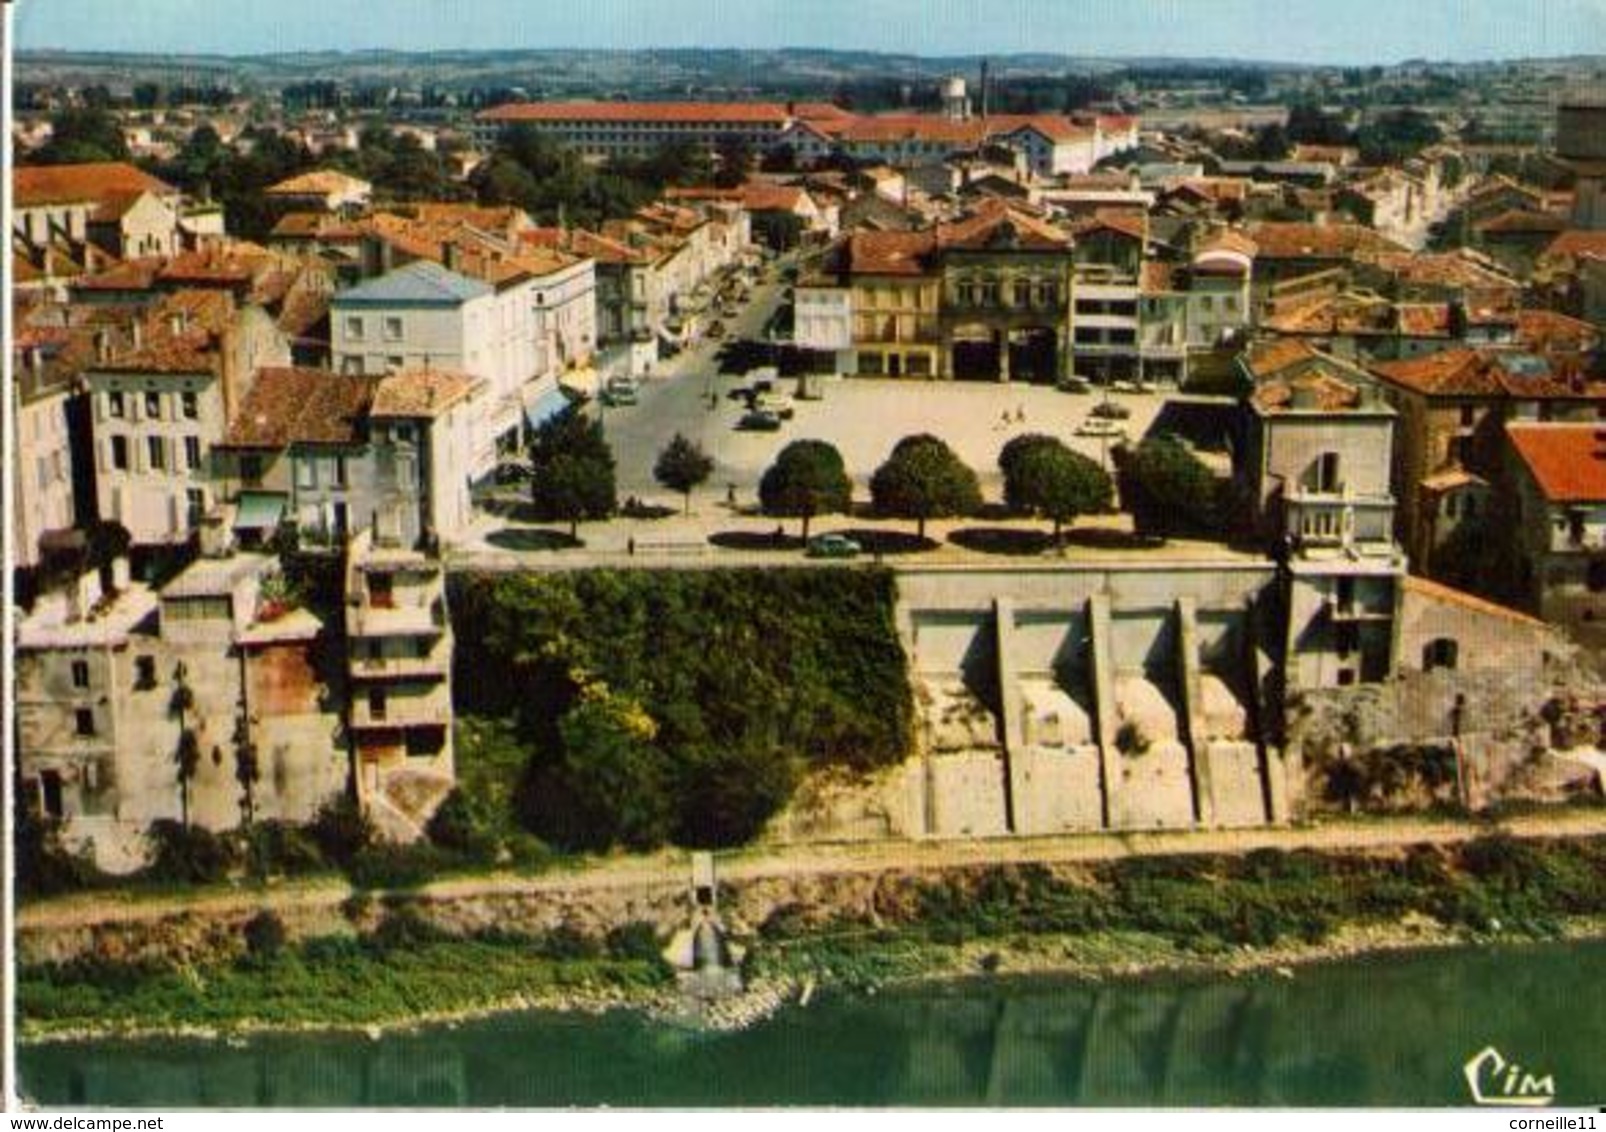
[529, 404, 1229, 546]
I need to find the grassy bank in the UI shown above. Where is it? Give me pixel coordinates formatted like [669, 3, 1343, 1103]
[18, 835, 1606, 1042]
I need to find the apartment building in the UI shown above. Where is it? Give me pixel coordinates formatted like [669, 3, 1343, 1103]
[85, 291, 290, 547]
[1504, 424, 1606, 647]
[15, 553, 350, 872]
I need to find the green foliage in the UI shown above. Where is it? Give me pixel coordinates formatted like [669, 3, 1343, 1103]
[449, 569, 913, 851]
[528, 406, 616, 534]
[346, 842, 452, 891]
[526, 693, 675, 853]
[426, 788, 499, 863]
[605, 921, 665, 963]
[870, 434, 982, 538]
[143, 820, 233, 885]
[1000, 436, 1111, 539]
[308, 794, 375, 868]
[1114, 434, 1226, 537]
[242, 911, 288, 963]
[758, 439, 853, 539]
[653, 433, 715, 512]
[1356, 109, 1443, 166]
[1321, 744, 1460, 812]
[14, 790, 104, 900]
[29, 107, 131, 164]
[243, 820, 327, 880]
[537, 924, 603, 961]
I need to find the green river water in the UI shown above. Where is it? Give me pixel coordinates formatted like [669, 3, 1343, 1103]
[18, 940, 1605, 1107]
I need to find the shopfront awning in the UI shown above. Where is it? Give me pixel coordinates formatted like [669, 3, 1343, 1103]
[234, 491, 287, 532]
[523, 385, 572, 431]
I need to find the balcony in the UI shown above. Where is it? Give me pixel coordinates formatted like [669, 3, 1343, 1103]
[347, 599, 446, 639]
[349, 651, 451, 681]
[349, 689, 452, 730]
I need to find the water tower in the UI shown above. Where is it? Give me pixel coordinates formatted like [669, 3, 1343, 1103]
[943, 75, 971, 122]
[1557, 94, 1606, 230]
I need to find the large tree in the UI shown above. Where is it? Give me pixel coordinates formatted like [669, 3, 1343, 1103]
[29, 106, 130, 165]
[758, 440, 853, 540]
[1114, 434, 1224, 537]
[870, 434, 981, 540]
[1002, 437, 1112, 545]
[654, 433, 715, 514]
[528, 405, 616, 538]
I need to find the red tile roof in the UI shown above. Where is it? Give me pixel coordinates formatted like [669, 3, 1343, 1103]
[371, 368, 482, 418]
[1402, 574, 1544, 628]
[843, 229, 939, 275]
[1542, 229, 1606, 261]
[14, 161, 177, 208]
[1474, 208, 1567, 235]
[263, 170, 372, 197]
[1507, 424, 1606, 503]
[1517, 308, 1601, 355]
[478, 100, 790, 125]
[223, 367, 380, 448]
[1245, 221, 1406, 260]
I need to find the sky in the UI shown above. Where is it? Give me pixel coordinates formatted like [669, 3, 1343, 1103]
[12, 0, 1606, 65]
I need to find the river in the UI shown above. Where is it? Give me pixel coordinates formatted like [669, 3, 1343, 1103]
[18, 941, 1605, 1107]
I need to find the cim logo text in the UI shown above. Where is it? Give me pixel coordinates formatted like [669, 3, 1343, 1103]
[1464, 1046, 1556, 1107]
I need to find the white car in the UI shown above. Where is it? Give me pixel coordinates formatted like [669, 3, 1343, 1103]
[1075, 418, 1127, 439]
[1109, 380, 1139, 393]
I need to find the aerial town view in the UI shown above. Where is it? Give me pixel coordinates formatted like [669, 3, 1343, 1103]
[8, 0, 1606, 1112]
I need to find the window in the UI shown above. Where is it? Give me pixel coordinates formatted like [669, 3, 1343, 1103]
[1459, 404, 1476, 428]
[369, 572, 395, 609]
[111, 436, 129, 471]
[74, 708, 95, 737]
[108, 391, 125, 419]
[71, 660, 90, 689]
[346, 316, 364, 341]
[184, 436, 201, 471]
[144, 392, 161, 420]
[296, 458, 317, 489]
[186, 488, 205, 525]
[1423, 638, 1460, 672]
[383, 316, 403, 341]
[135, 655, 157, 689]
[387, 356, 405, 372]
[368, 687, 388, 722]
[240, 455, 263, 485]
[181, 391, 198, 420]
[1313, 452, 1341, 493]
[40, 771, 63, 819]
[1012, 280, 1031, 307]
[332, 456, 348, 488]
[147, 436, 166, 471]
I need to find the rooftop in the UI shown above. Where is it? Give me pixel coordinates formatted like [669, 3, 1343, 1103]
[1506, 423, 1606, 504]
[333, 259, 493, 306]
[162, 553, 276, 600]
[479, 100, 791, 125]
[15, 161, 177, 208]
[370, 368, 482, 418]
[223, 366, 380, 448]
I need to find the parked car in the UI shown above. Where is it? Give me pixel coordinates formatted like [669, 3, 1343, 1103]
[1076, 418, 1127, 438]
[1057, 377, 1093, 394]
[1109, 380, 1139, 393]
[1090, 401, 1132, 420]
[753, 393, 796, 419]
[806, 533, 862, 559]
[737, 409, 783, 431]
[602, 376, 639, 406]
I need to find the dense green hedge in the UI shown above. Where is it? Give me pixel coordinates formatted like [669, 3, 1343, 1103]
[449, 569, 913, 851]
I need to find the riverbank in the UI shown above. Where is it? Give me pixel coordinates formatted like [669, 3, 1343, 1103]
[19, 834, 1606, 1045]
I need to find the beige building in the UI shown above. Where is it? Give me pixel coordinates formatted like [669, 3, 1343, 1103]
[86, 291, 290, 547]
[344, 528, 455, 841]
[1240, 340, 1405, 691]
[15, 554, 350, 873]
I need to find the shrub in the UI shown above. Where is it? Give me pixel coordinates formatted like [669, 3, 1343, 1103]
[538, 924, 602, 961]
[367, 904, 446, 951]
[309, 794, 374, 867]
[242, 910, 288, 962]
[1114, 720, 1151, 756]
[243, 820, 326, 879]
[346, 842, 449, 891]
[143, 820, 233, 885]
[425, 789, 498, 863]
[605, 921, 665, 963]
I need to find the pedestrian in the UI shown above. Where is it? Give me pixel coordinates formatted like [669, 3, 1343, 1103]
[628, 536, 635, 556]
[727, 483, 737, 507]
[1017, 404, 1026, 423]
